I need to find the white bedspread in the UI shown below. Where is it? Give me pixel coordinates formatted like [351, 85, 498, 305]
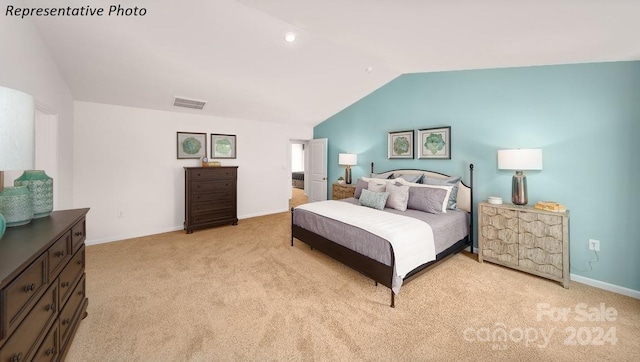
[296, 200, 435, 294]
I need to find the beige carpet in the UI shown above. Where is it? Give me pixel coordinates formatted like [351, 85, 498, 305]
[66, 207, 639, 361]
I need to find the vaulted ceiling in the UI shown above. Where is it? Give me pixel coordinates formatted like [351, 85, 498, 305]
[32, 0, 640, 126]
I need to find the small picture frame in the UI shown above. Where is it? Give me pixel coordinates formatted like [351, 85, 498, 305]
[418, 126, 451, 159]
[388, 130, 414, 159]
[177, 132, 206, 159]
[211, 134, 237, 159]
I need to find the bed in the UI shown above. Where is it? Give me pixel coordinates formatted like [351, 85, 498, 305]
[291, 163, 474, 307]
[292, 171, 304, 189]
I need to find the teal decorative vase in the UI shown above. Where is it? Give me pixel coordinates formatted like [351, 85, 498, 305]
[0, 186, 34, 227]
[0, 213, 6, 239]
[14, 170, 53, 218]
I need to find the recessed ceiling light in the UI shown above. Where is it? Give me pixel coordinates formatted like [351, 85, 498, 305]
[365, 67, 374, 73]
[284, 32, 296, 43]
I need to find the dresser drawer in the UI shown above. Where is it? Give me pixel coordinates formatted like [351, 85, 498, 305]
[48, 231, 72, 279]
[59, 246, 85, 308]
[190, 191, 233, 203]
[190, 209, 236, 225]
[191, 200, 236, 215]
[0, 283, 57, 362]
[2, 253, 48, 342]
[71, 218, 87, 254]
[59, 275, 85, 348]
[189, 168, 235, 181]
[190, 180, 235, 193]
[32, 321, 59, 362]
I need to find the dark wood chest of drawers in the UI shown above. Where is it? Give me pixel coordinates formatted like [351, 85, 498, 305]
[0, 208, 89, 362]
[184, 167, 238, 233]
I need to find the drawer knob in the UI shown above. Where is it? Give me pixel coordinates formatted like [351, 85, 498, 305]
[62, 281, 70, 288]
[78, 290, 84, 296]
[46, 302, 56, 311]
[74, 231, 83, 237]
[10, 352, 22, 362]
[55, 251, 65, 257]
[24, 283, 36, 292]
[45, 348, 55, 356]
[62, 318, 71, 325]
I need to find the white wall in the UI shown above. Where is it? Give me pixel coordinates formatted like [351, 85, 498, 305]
[0, 8, 75, 208]
[74, 102, 312, 244]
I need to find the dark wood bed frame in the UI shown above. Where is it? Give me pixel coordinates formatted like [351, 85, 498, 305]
[291, 163, 474, 307]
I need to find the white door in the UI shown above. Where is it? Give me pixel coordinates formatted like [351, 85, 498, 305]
[309, 138, 328, 202]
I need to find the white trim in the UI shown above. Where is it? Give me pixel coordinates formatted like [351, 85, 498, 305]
[570, 273, 640, 299]
[86, 226, 184, 245]
[84, 209, 289, 246]
[472, 248, 639, 299]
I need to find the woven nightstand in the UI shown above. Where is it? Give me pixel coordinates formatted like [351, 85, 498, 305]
[332, 183, 356, 200]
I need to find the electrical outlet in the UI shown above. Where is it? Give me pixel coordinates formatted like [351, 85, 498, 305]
[117, 211, 124, 218]
[589, 239, 600, 252]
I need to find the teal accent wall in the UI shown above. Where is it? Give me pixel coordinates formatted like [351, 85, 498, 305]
[314, 61, 640, 292]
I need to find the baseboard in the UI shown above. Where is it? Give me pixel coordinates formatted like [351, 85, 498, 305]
[239, 208, 289, 219]
[85, 210, 289, 246]
[86, 226, 184, 246]
[570, 274, 640, 299]
[472, 247, 639, 299]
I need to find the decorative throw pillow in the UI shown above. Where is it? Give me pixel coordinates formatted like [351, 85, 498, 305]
[396, 178, 452, 213]
[367, 180, 388, 192]
[371, 172, 395, 179]
[423, 176, 461, 210]
[353, 179, 369, 199]
[394, 173, 424, 184]
[385, 183, 410, 211]
[406, 186, 450, 214]
[359, 189, 389, 210]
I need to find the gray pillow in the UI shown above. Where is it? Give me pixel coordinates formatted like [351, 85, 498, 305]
[372, 173, 394, 179]
[395, 173, 424, 183]
[354, 179, 368, 199]
[406, 186, 448, 214]
[423, 176, 461, 210]
[359, 189, 389, 210]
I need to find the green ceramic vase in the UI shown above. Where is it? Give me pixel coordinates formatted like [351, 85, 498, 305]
[0, 186, 33, 227]
[14, 170, 53, 218]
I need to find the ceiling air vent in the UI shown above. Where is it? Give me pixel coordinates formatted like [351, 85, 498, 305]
[173, 97, 207, 110]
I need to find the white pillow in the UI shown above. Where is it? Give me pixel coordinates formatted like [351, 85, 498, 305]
[396, 178, 453, 213]
[361, 176, 401, 184]
[362, 176, 400, 193]
[385, 183, 410, 211]
[367, 180, 387, 192]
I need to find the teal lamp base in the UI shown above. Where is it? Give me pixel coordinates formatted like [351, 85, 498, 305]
[0, 186, 34, 227]
[0, 213, 5, 239]
[14, 170, 53, 218]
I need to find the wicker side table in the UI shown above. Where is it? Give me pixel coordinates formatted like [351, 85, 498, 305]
[332, 183, 356, 200]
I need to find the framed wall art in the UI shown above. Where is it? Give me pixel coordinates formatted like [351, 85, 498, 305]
[177, 132, 206, 159]
[211, 134, 237, 159]
[388, 130, 414, 159]
[418, 126, 451, 159]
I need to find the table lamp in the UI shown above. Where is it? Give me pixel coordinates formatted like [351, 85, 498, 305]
[0, 85, 35, 235]
[497, 149, 542, 206]
[338, 153, 357, 184]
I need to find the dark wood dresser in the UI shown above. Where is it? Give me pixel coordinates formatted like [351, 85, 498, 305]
[184, 167, 238, 233]
[0, 208, 89, 362]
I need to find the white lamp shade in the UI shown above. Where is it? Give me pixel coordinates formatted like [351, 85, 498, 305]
[338, 153, 357, 166]
[0, 86, 35, 170]
[498, 149, 543, 171]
